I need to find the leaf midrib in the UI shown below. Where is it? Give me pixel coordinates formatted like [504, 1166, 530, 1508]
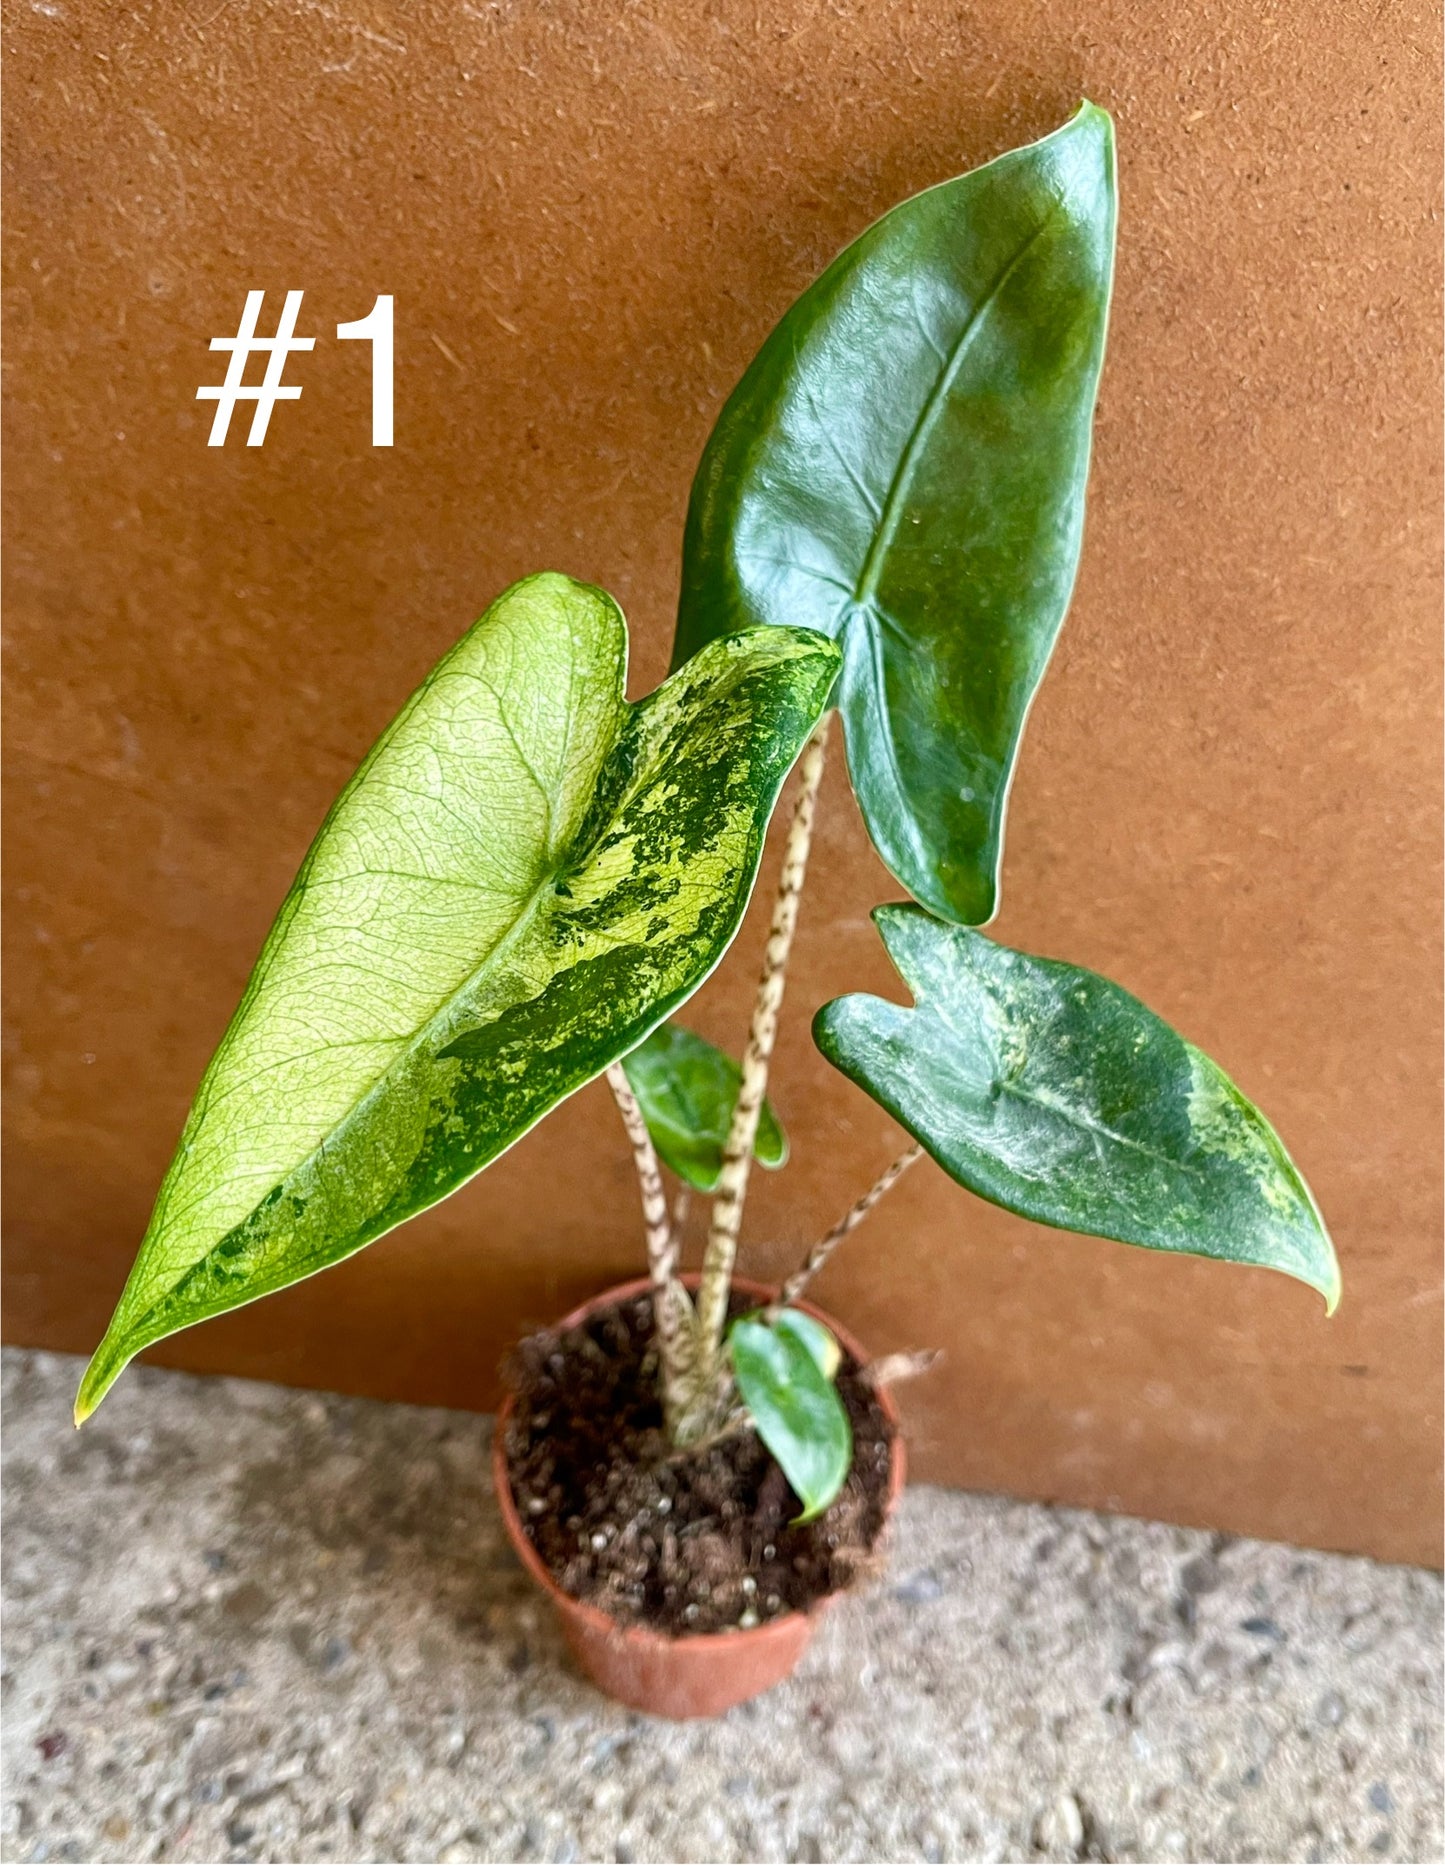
[130, 713, 637, 1331]
[128, 858, 564, 1336]
[992, 1075, 1206, 1183]
[851, 215, 1055, 609]
[121, 639, 783, 1339]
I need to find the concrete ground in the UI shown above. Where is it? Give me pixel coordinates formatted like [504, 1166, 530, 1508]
[2, 1349, 1440, 1865]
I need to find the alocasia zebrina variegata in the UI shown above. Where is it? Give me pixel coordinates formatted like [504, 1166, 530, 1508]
[80, 105, 1337, 1530]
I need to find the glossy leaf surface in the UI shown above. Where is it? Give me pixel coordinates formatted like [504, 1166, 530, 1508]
[771, 1306, 842, 1382]
[621, 1022, 787, 1191]
[673, 104, 1116, 925]
[731, 1313, 852, 1521]
[815, 906, 1340, 1309]
[78, 574, 840, 1421]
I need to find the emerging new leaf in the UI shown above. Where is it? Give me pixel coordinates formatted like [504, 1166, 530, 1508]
[77, 574, 840, 1422]
[621, 1022, 787, 1191]
[731, 1312, 852, 1522]
[814, 906, 1340, 1310]
[673, 104, 1116, 926]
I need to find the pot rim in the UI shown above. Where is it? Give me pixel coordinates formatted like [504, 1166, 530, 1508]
[491, 1273, 906, 1652]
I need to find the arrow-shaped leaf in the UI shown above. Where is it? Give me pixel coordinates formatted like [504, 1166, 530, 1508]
[814, 906, 1340, 1310]
[672, 103, 1116, 926]
[731, 1312, 852, 1522]
[77, 574, 840, 1421]
[621, 1022, 787, 1191]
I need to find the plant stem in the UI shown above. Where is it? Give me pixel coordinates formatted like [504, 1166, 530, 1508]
[777, 1142, 924, 1308]
[605, 1063, 694, 1423]
[605, 1063, 676, 1287]
[694, 712, 833, 1371]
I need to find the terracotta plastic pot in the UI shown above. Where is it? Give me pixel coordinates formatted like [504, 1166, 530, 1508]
[492, 1274, 906, 1719]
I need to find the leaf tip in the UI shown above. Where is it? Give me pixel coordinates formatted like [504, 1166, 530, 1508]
[73, 1339, 124, 1427]
[1296, 1172, 1341, 1317]
[1319, 1251, 1343, 1319]
[1054, 100, 1118, 225]
[1067, 99, 1116, 164]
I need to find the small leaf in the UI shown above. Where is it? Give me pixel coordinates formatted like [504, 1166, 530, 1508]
[621, 1022, 787, 1190]
[730, 1315, 853, 1522]
[814, 906, 1340, 1311]
[76, 575, 840, 1422]
[673, 104, 1116, 926]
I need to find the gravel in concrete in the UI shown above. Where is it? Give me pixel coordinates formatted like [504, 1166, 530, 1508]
[2, 1349, 1440, 1864]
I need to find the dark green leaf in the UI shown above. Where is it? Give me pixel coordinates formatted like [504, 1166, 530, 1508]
[77, 574, 840, 1421]
[672, 103, 1116, 926]
[814, 906, 1340, 1310]
[731, 1314, 852, 1521]
[620, 1022, 787, 1190]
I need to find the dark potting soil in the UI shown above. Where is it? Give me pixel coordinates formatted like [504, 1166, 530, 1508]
[501, 1290, 896, 1636]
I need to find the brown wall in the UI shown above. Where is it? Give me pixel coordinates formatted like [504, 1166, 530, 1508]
[5, 1, 1440, 1564]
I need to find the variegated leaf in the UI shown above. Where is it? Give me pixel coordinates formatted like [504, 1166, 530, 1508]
[77, 574, 840, 1421]
[814, 906, 1340, 1310]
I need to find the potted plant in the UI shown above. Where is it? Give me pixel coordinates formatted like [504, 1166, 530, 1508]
[75, 104, 1338, 1720]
